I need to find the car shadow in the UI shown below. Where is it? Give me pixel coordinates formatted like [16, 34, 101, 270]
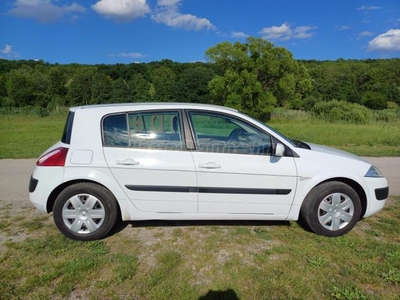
[198, 289, 240, 300]
[108, 218, 291, 237]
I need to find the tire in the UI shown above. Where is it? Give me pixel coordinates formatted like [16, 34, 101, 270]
[53, 182, 118, 241]
[300, 181, 362, 237]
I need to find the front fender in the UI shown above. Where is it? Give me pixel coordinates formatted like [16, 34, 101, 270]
[287, 169, 368, 220]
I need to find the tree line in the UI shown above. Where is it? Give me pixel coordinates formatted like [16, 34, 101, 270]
[1, 37, 399, 120]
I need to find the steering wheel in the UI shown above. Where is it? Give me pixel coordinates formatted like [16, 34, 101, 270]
[228, 128, 250, 141]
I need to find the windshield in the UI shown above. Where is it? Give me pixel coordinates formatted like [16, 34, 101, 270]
[246, 115, 297, 147]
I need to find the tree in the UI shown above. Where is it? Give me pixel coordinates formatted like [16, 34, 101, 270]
[67, 68, 94, 106]
[130, 73, 152, 102]
[205, 37, 312, 120]
[362, 91, 387, 110]
[90, 73, 112, 104]
[176, 66, 215, 103]
[151, 67, 177, 102]
[6, 67, 36, 107]
[111, 78, 132, 103]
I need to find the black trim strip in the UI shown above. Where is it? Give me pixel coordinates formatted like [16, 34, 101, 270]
[125, 185, 291, 195]
[126, 185, 197, 193]
[29, 175, 38, 193]
[198, 187, 291, 195]
[375, 187, 389, 200]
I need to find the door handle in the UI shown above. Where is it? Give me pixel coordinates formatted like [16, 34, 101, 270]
[116, 158, 140, 166]
[198, 162, 221, 169]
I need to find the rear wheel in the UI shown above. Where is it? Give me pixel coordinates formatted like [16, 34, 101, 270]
[301, 181, 362, 237]
[53, 182, 118, 241]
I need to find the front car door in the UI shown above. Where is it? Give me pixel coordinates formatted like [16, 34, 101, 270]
[187, 110, 298, 218]
[102, 110, 197, 213]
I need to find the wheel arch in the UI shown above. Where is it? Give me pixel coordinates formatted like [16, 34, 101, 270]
[46, 179, 122, 218]
[314, 177, 367, 219]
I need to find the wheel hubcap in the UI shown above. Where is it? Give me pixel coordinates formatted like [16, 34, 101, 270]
[62, 194, 105, 234]
[318, 192, 355, 231]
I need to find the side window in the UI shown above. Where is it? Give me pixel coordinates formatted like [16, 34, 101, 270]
[128, 111, 183, 150]
[189, 112, 272, 155]
[103, 114, 129, 146]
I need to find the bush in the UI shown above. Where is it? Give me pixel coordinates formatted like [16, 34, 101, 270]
[312, 100, 372, 123]
[271, 107, 311, 121]
[373, 109, 398, 122]
[387, 101, 399, 110]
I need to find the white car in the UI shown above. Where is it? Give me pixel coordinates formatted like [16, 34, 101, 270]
[29, 103, 389, 241]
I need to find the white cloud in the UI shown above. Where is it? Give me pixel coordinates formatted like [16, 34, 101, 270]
[358, 31, 374, 39]
[292, 25, 316, 39]
[259, 23, 291, 40]
[158, 0, 180, 6]
[337, 25, 352, 31]
[368, 29, 400, 52]
[357, 5, 381, 11]
[8, 0, 86, 23]
[231, 31, 249, 39]
[0, 44, 19, 58]
[1, 45, 13, 55]
[259, 22, 316, 41]
[92, 0, 150, 22]
[109, 52, 146, 58]
[152, 0, 215, 31]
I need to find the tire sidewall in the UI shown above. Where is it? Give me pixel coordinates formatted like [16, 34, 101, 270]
[302, 182, 362, 237]
[53, 183, 118, 241]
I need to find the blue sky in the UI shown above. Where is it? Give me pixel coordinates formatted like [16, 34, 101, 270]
[1, 0, 399, 64]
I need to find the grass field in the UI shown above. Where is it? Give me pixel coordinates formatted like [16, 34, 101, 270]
[0, 114, 399, 158]
[1, 197, 399, 299]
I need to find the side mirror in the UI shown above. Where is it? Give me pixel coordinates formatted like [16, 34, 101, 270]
[273, 143, 285, 157]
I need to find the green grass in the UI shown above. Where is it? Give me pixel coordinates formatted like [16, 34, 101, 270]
[269, 120, 400, 156]
[0, 114, 399, 158]
[1, 197, 399, 299]
[0, 115, 66, 159]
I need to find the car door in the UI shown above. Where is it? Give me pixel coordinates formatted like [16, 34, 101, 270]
[188, 111, 298, 217]
[102, 110, 198, 213]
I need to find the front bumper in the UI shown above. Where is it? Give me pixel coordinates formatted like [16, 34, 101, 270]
[363, 177, 389, 218]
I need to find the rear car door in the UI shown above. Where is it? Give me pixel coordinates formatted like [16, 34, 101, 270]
[102, 110, 198, 213]
[188, 110, 298, 217]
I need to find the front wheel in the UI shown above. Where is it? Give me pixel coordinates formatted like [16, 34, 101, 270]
[53, 182, 118, 241]
[300, 181, 362, 237]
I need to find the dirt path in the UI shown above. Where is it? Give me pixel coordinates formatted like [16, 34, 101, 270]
[0, 157, 398, 206]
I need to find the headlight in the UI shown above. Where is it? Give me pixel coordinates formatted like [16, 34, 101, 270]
[365, 165, 384, 178]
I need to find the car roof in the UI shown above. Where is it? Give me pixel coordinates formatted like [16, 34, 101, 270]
[70, 103, 238, 114]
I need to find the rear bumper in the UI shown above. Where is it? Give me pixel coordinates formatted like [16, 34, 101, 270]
[29, 167, 64, 213]
[29, 175, 38, 193]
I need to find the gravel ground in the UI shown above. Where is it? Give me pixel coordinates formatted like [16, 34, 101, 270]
[0, 157, 398, 206]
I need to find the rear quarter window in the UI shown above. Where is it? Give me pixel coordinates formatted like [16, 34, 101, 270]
[61, 111, 74, 144]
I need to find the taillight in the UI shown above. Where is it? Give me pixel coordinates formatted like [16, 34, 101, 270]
[37, 147, 69, 166]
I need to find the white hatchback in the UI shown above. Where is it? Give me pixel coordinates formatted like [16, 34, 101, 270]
[29, 103, 389, 241]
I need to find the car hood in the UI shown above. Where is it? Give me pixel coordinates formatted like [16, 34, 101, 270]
[306, 143, 367, 163]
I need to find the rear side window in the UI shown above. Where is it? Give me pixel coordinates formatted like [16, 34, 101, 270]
[61, 111, 74, 144]
[102, 111, 183, 151]
[128, 111, 183, 150]
[103, 114, 129, 146]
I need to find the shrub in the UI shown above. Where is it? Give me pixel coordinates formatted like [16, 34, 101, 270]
[373, 109, 398, 122]
[312, 100, 372, 124]
[387, 101, 399, 110]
